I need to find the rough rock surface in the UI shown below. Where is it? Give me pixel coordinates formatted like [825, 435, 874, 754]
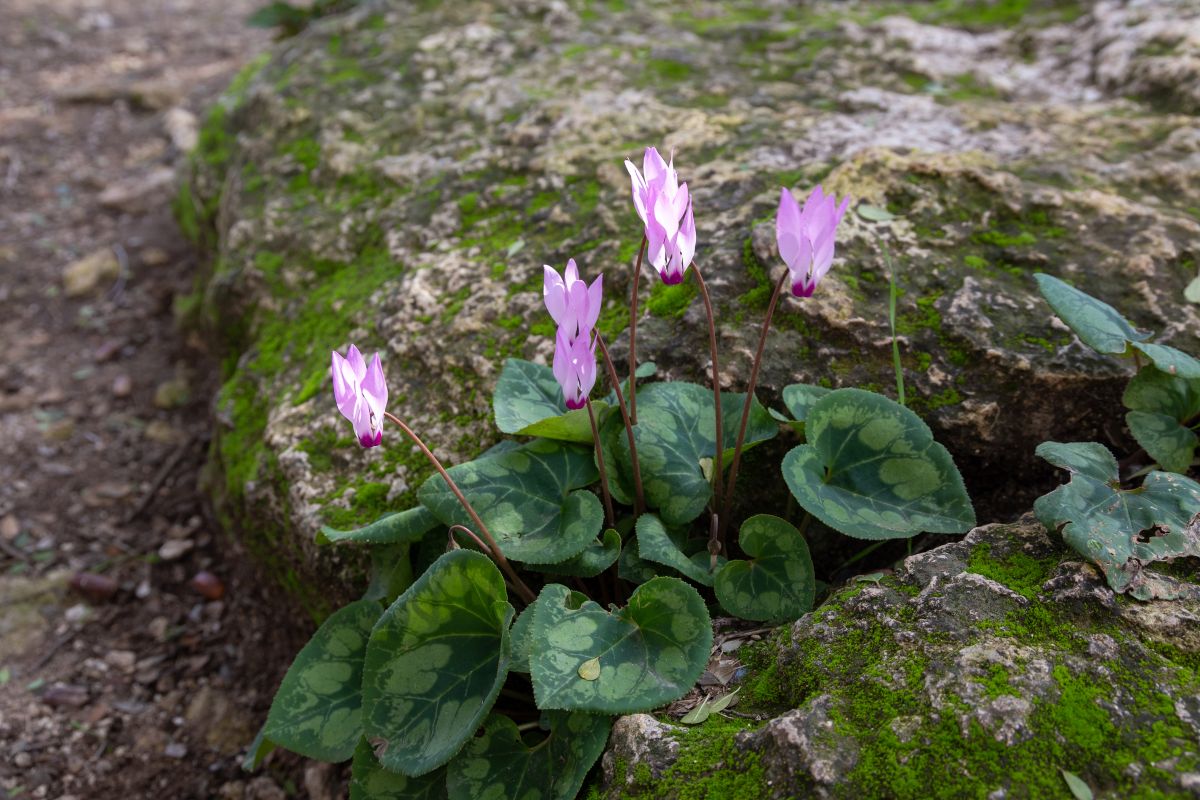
[182, 0, 1200, 597]
[597, 517, 1200, 798]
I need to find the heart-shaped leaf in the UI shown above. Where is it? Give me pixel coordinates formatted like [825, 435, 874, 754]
[242, 724, 276, 772]
[1131, 342, 1200, 380]
[1124, 367, 1200, 474]
[630, 382, 776, 526]
[604, 361, 658, 407]
[362, 544, 414, 605]
[782, 388, 975, 540]
[492, 358, 605, 443]
[362, 550, 514, 776]
[547, 528, 621, 578]
[781, 383, 832, 424]
[598, 407, 637, 506]
[418, 438, 601, 565]
[1035, 441, 1200, 600]
[445, 712, 611, 800]
[350, 738, 447, 800]
[529, 578, 712, 713]
[636, 514, 716, 587]
[1034, 273, 1151, 354]
[264, 599, 381, 762]
[317, 506, 439, 546]
[715, 514, 815, 622]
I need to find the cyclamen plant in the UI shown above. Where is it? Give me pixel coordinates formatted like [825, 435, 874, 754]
[251, 147, 978, 800]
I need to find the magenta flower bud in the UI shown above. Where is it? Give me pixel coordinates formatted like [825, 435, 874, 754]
[552, 327, 597, 410]
[776, 185, 851, 298]
[331, 344, 388, 447]
[543, 258, 602, 339]
[625, 147, 696, 284]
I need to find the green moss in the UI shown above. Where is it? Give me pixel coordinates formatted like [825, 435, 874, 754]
[646, 279, 698, 319]
[646, 58, 695, 82]
[615, 718, 769, 800]
[966, 542, 1060, 600]
[738, 237, 774, 309]
[319, 481, 392, 529]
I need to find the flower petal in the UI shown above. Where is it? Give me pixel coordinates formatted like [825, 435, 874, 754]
[543, 264, 568, 327]
[345, 344, 366, 382]
[362, 352, 388, 423]
[585, 272, 603, 334]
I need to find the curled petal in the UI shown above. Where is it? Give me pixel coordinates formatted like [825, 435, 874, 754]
[678, 201, 696, 273]
[643, 147, 668, 185]
[331, 351, 356, 418]
[553, 327, 573, 392]
[362, 353, 388, 422]
[543, 265, 569, 328]
[584, 273, 603, 335]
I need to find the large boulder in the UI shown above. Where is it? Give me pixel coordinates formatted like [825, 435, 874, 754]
[596, 517, 1200, 798]
[181, 0, 1200, 603]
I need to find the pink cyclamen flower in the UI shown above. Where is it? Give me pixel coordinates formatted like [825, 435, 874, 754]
[543, 258, 602, 340]
[625, 147, 696, 285]
[552, 327, 597, 410]
[776, 185, 851, 298]
[331, 345, 388, 447]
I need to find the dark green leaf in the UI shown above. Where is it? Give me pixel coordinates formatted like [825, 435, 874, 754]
[417, 438, 601, 565]
[318, 506, 439, 546]
[1124, 366, 1200, 473]
[350, 738, 447, 800]
[362, 551, 513, 776]
[362, 544, 414, 606]
[617, 539, 661, 585]
[782, 389, 975, 540]
[529, 579, 712, 713]
[781, 383, 832, 424]
[680, 687, 740, 725]
[1034, 273, 1151, 354]
[445, 712, 611, 800]
[636, 514, 716, 587]
[631, 383, 775, 526]
[605, 361, 658, 407]
[264, 599, 381, 762]
[715, 514, 815, 622]
[492, 358, 604, 443]
[598, 406, 636, 506]
[1034, 441, 1119, 482]
[548, 528, 622, 578]
[1035, 442, 1200, 600]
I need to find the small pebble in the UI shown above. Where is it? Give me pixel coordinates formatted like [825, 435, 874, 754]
[69, 572, 119, 603]
[111, 374, 132, 397]
[190, 571, 225, 601]
[164, 742, 188, 759]
[158, 539, 194, 561]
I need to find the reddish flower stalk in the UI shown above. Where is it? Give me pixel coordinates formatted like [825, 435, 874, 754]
[383, 411, 536, 604]
[627, 236, 646, 425]
[690, 262, 724, 541]
[719, 270, 789, 541]
[586, 399, 615, 527]
[596, 332, 645, 515]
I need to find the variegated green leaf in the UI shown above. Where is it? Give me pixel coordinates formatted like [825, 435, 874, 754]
[492, 358, 606, 443]
[781, 383, 832, 424]
[529, 578, 712, 713]
[1035, 442, 1200, 600]
[782, 388, 975, 540]
[715, 514, 815, 622]
[635, 514, 717, 587]
[445, 712, 611, 800]
[629, 382, 776, 526]
[362, 551, 513, 776]
[417, 438, 601, 565]
[1123, 366, 1200, 474]
[264, 599, 381, 762]
[317, 506, 439, 546]
[548, 528, 622, 578]
[1034, 273, 1151, 354]
[350, 738, 447, 800]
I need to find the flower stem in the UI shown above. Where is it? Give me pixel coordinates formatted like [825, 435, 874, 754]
[383, 411, 536, 604]
[690, 262, 724, 545]
[886, 249, 906, 407]
[586, 399, 615, 527]
[628, 236, 647, 426]
[720, 270, 789, 540]
[597, 333, 646, 515]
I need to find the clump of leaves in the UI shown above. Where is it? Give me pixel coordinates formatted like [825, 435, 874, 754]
[1034, 275, 1200, 599]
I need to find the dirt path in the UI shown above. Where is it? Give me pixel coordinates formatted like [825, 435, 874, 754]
[0, 3, 321, 798]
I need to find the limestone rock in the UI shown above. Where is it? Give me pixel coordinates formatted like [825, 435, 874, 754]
[597, 518, 1200, 798]
[182, 0, 1200, 597]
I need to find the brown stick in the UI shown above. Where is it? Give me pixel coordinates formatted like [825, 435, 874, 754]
[586, 399, 616, 527]
[691, 263, 724, 525]
[597, 333, 646, 514]
[720, 270, 789, 540]
[383, 412, 536, 604]
[628, 236, 647, 425]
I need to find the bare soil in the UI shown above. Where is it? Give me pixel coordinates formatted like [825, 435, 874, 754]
[0, 3, 324, 798]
